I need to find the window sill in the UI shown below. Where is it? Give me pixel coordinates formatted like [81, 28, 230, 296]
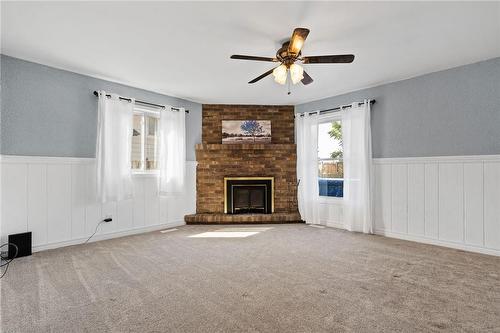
[319, 196, 344, 204]
[132, 171, 159, 177]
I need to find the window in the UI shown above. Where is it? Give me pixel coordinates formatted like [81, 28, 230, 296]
[131, 108, 159, 172]
[318, 118, 343, 197]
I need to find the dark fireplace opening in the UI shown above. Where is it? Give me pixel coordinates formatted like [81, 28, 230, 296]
[233, 186, 266, 213]
[225, 177, 273, 214]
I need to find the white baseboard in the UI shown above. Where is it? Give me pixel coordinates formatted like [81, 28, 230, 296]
[375, 229, 500, 257]
[33, 220, 185, 252]
[321, 220, 344, 229]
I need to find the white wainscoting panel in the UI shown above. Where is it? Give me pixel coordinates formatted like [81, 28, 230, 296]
[374, 164, 392, 231]
[27, 164, 48, 246]
[408, 164, 425, 237]
[391, 164, 408, 234]
[319, 197, 343, 229]
[374, 155, 500, 256]
[71, 164, 88, 241]
[463, 163, 483, 247]
[2, 163, 28, 239]
[484, 162, 500, 250]
[424, 164, 439, 239]
[0, 155, 196, 251]
[438, 163, 464, 243]
[47, 164, 72, 244]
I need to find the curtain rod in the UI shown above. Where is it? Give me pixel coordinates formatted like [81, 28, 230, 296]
[93, 91, 189, 113]
[298, 99, 376, 117]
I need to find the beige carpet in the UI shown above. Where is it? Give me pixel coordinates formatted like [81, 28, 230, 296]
[1, 224, 499, 332]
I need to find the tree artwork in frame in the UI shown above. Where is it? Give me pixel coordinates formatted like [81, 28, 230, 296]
[222, 120, 271, 143]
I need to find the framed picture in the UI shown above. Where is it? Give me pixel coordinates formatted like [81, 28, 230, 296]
[222, 120, 271, 144]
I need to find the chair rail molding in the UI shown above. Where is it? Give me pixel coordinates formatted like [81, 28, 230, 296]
[373, 154, 500, 164]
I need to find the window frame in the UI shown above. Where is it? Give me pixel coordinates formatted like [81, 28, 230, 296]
[317, 113, 344, 202]
[131, 106, 160, 176]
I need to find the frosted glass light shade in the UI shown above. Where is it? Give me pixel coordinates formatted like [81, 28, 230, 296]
[290, 63, 304, 84]
[272, 64, 287, 85]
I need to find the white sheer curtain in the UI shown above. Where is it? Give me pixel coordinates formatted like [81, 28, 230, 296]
[158, 106, 186, 195]
[95, 91, 134, 203]
[296, 112, 320, 224]
[342, 100, 373, 233]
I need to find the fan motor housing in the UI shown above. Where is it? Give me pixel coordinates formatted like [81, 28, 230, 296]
[276, 41, 300, 66]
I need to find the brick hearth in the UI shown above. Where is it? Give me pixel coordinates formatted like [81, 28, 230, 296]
[184, 213, 302, 224]
[185, 104, 302, 224]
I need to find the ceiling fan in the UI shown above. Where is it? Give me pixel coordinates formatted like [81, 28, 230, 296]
[230, 28, 354, 87]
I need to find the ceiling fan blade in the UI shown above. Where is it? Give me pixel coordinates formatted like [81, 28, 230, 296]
[248, 67, 276, 84]
[301, 71, 313, 85]
[288, 28, 310, 55]
[302, 54, 355, 64]
[231, 55, 278, 62]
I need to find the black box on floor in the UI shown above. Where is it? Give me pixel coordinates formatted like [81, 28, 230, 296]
[8, 232, 32, 259]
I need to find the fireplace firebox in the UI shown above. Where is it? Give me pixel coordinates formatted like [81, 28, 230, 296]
[224, 177, 274, 214]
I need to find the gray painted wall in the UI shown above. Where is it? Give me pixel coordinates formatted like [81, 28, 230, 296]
[1, 55, 202, 160]
[296, 57, 500, 158]
[2, 55, 499, 160]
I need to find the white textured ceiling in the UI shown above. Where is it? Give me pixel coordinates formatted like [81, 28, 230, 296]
[2, 1, 499, 105]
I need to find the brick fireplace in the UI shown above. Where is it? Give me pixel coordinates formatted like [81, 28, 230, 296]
[184, 104, 301, 224]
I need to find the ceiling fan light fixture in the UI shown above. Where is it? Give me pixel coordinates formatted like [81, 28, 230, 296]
[272, 64, 287, 85]
[290, 63, 304, 84]
[230, 27, 353, 88]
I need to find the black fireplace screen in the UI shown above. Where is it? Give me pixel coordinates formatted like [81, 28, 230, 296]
[224, 178, 274, 214]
